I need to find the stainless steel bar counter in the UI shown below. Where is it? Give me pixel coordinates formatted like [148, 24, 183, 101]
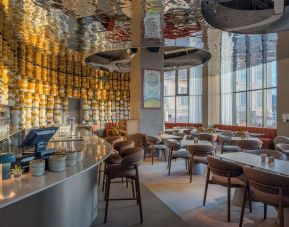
[0, 129, 112, 227]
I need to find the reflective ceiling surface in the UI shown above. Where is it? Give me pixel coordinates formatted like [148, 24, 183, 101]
[0, 0, 280, 71]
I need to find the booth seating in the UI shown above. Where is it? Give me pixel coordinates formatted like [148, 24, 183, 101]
[214, 124, 276, 149]
[164, 123, 202, 129]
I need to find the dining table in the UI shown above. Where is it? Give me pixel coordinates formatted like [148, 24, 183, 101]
[230, 136, 261, 142]
[217, 152, 289, 225]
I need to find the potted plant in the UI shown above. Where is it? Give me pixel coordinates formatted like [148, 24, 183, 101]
[9, 165, 24, 181]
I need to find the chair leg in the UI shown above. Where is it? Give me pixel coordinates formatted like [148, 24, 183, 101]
[189, 158, 193, 183]
[104, 177, 111, 223]
[185, 158, 188, 170]
[168, 158, 172, 175]
[126, 178, 129, 188]
[151, 150, 154, 165]
[102, 163, 107, 192]
[239, 182, 248, 227]
[163, 149, 166, 162]
[98, 162, 102, 185]
[203, 168, 210, 206]
[264, 203, 267, 220]
[279, 190, 284, 227]
[227, 177, 231, 222]
[136, 167, 143, 223]
[131, 179, 135, 198]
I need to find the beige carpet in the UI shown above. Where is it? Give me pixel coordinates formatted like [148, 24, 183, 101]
[139, 159, 279, 227]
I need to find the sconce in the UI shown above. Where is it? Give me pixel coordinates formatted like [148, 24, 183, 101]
[282, 114, 289, 122]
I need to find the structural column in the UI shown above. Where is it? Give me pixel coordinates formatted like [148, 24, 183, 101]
[277, 31, 289, 136]
[130, 0, 164, 135]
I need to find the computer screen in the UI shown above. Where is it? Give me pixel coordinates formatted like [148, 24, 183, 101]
[20, 127, 59, 148]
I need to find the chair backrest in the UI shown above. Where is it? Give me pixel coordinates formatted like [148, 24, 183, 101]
[236, 139, 263, 150]
[183, 129, 192, 135]
[166, 139, 181, 151]
[187, 144, 216, 156]
[105, 136, 123, 146]
[233, 131, 246, 137]
[121, 147, 144, 166]
[127, 133, 146, 148]
[207, 156, 243, 177]
[218, 135, 232, 143]
[114, 140, 135, 153]
[274, 136, 289, 146]
[145, 135, 161, 145]
[243, 166, 289, 196]
[275, 143, 289, 152]
[244, 149, 287, 160]
[198, 133, 216, 142]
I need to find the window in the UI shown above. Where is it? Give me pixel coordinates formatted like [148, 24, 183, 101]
[221, 33, 277, 128]
[164, 66, 202, 123]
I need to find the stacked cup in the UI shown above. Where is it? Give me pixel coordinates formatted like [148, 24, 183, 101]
[29, 159, 45, 176]
[77, 150, 83, 162]
[66, 151, 77, 167]
[49, 154, 66, 172]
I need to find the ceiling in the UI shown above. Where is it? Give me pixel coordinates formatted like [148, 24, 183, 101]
[0, 0, 279, 71]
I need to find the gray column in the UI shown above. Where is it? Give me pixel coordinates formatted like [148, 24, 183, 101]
[277, 31, 289, 136]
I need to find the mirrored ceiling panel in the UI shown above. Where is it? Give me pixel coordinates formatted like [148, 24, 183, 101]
[201, 0, 289, 34]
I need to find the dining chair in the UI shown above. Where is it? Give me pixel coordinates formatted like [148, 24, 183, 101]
[187, 144, 216, 183]
[218, 135, 240, 154]
[145, 135, 167, 165]
[198, 133, 217, 143]
[240, 166, 289, 227]
[166, 139, 191, 175]
[127, 133, 146, 148]
[273, 136, 289, 146]
[275, 143, 289, 159]
[205, 156, 246, 222]
[104, 147, 144, 223]
[236, 139, 263, 151]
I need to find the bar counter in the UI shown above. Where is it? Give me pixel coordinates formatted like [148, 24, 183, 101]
[0, 128, 112, 227]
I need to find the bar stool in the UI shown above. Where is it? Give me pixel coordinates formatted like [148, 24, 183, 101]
[98, 136, 124, 186]
[102, 140, 135, 192]
[104, 147, 144, 223]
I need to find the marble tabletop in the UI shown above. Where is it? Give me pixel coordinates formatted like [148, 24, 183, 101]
[0, 128, 113, 209]
[217, 152, 289, 177]
[181, 140, 212, 146]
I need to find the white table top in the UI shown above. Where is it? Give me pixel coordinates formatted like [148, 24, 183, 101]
[217, 152, 289, 177]
[230, 137, 261, 141]
[159, 133, 182, 140]
[181, 140, 212, 146]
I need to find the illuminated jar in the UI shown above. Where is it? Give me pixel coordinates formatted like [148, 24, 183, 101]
[27, 80, 35, 93]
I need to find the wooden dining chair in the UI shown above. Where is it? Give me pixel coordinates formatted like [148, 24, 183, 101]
[205, 156, 246, 222]
[166, 139, 191, 175]
[236, 139, 263, 151]
[187, 144, 215, 183]
[240, 166, 289, 227]
[145, 135, 166, 164]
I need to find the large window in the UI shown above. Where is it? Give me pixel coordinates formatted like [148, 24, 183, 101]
[164, 66, 202, 123]
[221, 33, 277, 128]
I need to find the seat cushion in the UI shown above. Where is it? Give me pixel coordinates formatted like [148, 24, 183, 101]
[172, 150, 191, 159]
[251, 188, 289, 207]
[148, 144, 166, 150]
[105, 154, 122, 165]
[222, 145, 241, 153]
[105, 164, 135, 179]
[212, 175, 245, 187]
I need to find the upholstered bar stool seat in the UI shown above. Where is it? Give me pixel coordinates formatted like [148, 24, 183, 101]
[105, 154, 122, 165]
[105, 165, 136, 179]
